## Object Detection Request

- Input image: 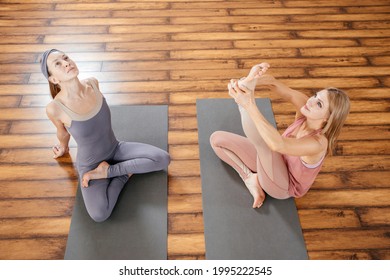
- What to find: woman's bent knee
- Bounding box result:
[88,208,111,223]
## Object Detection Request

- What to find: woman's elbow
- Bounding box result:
[269,141,285,153]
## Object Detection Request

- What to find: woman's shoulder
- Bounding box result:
[46,99,62,119]
[83,77,99,88]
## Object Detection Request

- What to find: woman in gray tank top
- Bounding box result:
[41,49,170,222]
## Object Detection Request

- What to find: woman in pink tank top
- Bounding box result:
[210,63,350,208]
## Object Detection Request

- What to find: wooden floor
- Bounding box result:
[0,0,389,260]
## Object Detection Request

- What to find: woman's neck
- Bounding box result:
[58,77,85,99]
[304,117,324,132]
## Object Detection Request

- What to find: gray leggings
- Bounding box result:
[78,141,170,222]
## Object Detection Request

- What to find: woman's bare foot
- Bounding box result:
[243,173,265,208]
[248,62,270,80]
[82,161,109,187]
[239,62,270,91]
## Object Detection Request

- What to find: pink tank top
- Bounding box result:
[282,116,325,198]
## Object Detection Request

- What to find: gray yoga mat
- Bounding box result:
[65,105,168,260]
[197,98,308,260]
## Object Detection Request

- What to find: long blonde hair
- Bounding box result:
[322,87,350,156]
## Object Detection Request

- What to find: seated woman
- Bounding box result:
[41,49,170,222]
[210,63,350,208]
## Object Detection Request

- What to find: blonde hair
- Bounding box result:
[322,87,350,156]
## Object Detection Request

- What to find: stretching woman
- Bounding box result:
[210,63,350,208]
[41,49,170,222]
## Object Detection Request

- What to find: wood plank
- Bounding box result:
[308,250,372,260]
[171,1,282,9]
[0,96,21,107]
[0,121,10,134]
[0,27,108,35]
[284,0,390,7]
[168,233,205,256]
[0,198,74,218]
[171,31,292,41]
[0,148,76,164]
[102,60,236,72]
[0,35,41,44]
[370,56,390,66]
[359,208,390,227]
[298,29,390,39]
[0,179,77,199]
[303,228,390,251]
[170,145,199,160]
[107,41,234,51]
[235,39,358,48]
[10,120,55,134]
[0,108,49,120]
[51,17,167,26]
[0,74,28,84]
[168,160,200,177]
[313,171,390,189]
[0,165,77,181]
[353,21,390,30]
[335,140,390,156]
[0,19,49,27]
[110,24,231,34]
[55,2,168,10]
[322,155,389,173]
[0,3,53,11]
[360,38,390,47]
[169,176,202,195]
[0,238,66,260]
[230,7,341,16]
[0,217,70,238]
[308,67,390,77]
[113,8,228,18]
[0,134,67,148]
[296,189,390,209]
[346,6,390,13]
[337,126,389,141]
[168,194,203,214]
[0,10,110,18]
[0,53,37,63]
[242,57,368,67]
[372,250,390,260]
[272,77,380,88]
[233,22,347,31]
[169,116,197,130]
[291,14,390,22]
[298,209,361,229]
[168,131,198,145]
[45,34,169,44]
[170,48,298,60]
[171,15,288,24]
[169,213,204,233]
[300,47,390,57]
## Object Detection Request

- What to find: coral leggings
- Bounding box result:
[210,106,291,199]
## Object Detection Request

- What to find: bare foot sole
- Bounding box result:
[82,161,110,187]
[244,173,266,208]
[247,62,270,81]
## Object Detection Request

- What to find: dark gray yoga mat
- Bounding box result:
[65,105,168,260]
[197,98,308,260]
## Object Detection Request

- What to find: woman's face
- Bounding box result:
[47,51,79,83]
[300,89,330,121]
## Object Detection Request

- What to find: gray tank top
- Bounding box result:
[53,80,118,168]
